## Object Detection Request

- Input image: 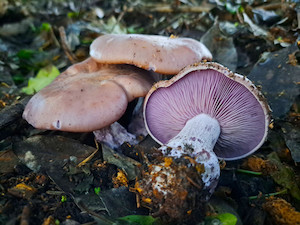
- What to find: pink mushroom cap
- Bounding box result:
[90,34,212,75]
[144,62,271,160]
[23,57,155,132]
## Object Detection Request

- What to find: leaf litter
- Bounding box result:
[0,0,300,224]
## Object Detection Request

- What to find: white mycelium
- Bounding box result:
[160,113,221,193]
[149,164,176,196]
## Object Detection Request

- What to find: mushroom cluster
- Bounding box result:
[23,34,212,133]
[135,62,270,219]
[22,33,270,222]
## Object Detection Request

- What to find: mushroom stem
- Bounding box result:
[159,113,221,196]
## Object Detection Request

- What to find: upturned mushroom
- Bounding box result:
[136,62,270,219]
[23,34,212,133]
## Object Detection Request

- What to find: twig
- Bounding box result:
[186,176,202,190]
[110,11,125,33]
[77,139,99,167]
[255,3,287,11]
[249,189,288,200]
[59,26,78,64]
[20,205,31,225]
[144,4,213,13]
[236,169,262,176]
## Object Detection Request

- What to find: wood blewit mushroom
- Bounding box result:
[136,62,270,219]
[23,34,212,135]
[90,34,212,75]
[22,57,156,132]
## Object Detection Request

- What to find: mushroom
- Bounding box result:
[23,57,155,132]
[90,34,212,75]
[136,62,270,219]
[23,34,212,134]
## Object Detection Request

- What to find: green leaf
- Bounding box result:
[12,73,25,85]
[61,195,67,203]
[127,26,145,34]
[67,12,81,19]
[238,6,244,13]
[40,22,51,32]
[224,3,241,14]
[80,38,93,45]
[17,49,35,60]
[118,215,157,225]
[22,65,60,95]
[216,213,237,225]
[205,213,237,225]
[94,187,101,195]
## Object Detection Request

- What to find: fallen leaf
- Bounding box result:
[102,143,141,181]
[248,43,300,118]
[118,215,158,225]
[267,152,300,200]
[22,65,60,95]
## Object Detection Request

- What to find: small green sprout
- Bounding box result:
[61,195,67,203]
[94,187,101,195]
[277,36,283,41]
[40,23,51,32]
[238,5,244,13]
[67,12,81,19]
